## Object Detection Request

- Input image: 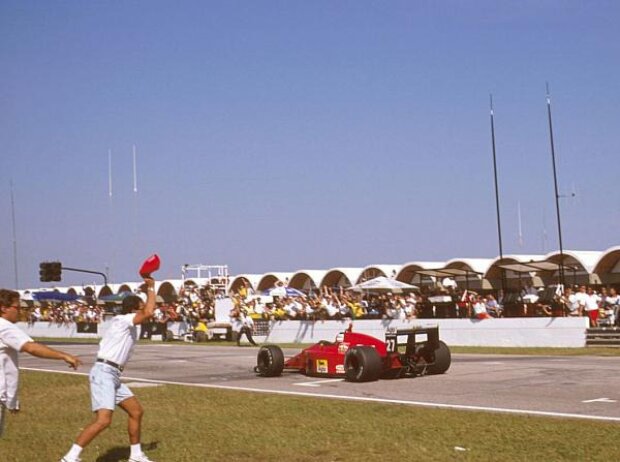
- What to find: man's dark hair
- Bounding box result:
[122,295,143,314]
[0,289,20,310]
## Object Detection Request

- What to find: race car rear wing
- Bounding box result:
[384,327,440,355]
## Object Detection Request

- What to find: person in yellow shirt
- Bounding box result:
[193,319,208,342]
[346,299,365,319]
[238,281,248,300]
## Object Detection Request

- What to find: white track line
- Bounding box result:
[294,378,345,387]
[21,367,620,423]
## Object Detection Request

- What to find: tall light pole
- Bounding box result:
[489,95,505,293]
[545,83,566,288]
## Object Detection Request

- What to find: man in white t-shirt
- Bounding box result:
[0,289,81,436]
[561,287,582,316]
[230,306,258,346]
[61,276,156,462]
[574,286,588,314]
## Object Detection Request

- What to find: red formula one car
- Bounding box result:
[254,326,451,382]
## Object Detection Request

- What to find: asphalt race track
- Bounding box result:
[20,343,620,422]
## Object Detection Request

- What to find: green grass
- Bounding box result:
[2,371,618,461]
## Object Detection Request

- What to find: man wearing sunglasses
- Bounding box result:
[0,288,82,436]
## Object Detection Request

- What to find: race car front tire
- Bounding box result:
[426,340,451,375]
[256,345,285,377]
[344,346,382,382]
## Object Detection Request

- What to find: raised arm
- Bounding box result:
[133,276,156,325]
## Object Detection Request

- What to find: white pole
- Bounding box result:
[133,144,138,193]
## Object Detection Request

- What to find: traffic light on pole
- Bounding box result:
[39,262,62,282]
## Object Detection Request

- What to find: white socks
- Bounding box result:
[64,444,83,460]
[130,443,143,458]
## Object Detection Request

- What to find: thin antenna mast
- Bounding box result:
[10,180,19,288]
[489,94,505,292]
[546,82,565,288]
[108,149,113,198]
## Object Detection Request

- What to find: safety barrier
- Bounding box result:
[252,317,590,348]
[18,316,589,347]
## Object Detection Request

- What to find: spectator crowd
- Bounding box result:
[16,281,620,330]
[25,302,104,325]
[229,282,620,329]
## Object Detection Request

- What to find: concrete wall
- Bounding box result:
[17,320,195,341]
[18,322,100,339]
[255,317,590,348]
[18,316,590,348]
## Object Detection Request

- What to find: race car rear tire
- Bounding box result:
[344,346,382,382]
[427,340,451,375]
[256,345,284,377]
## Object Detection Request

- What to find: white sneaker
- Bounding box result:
[60,458,81,462]
[129,454,155,462]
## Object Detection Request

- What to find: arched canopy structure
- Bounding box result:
[484,255,545,290]
[19,245,620,304]
[83,286,97,297]
[288,270,326,293]
[97,285,113,298]
[396,261,445,285]
[320,268,363,289]
[257,272,295,292]
[593,246,620,284]
[437,258,494,290]
[445,258,493,274]
[544,250,603,286]
[358,265,402,283]
[67,286,98,297]
[228,274,262,295]
[157,281,178,303]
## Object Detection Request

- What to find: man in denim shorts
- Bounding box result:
[61,276,156,462]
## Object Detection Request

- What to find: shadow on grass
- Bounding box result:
[95,441,158,462]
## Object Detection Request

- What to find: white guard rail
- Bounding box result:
[17,317,589,348]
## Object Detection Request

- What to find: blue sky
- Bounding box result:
[1,1,619,288]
